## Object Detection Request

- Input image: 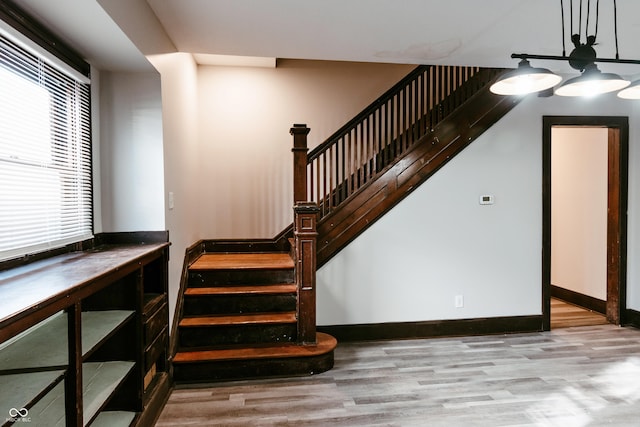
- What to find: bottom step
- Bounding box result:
[173,332,337,383]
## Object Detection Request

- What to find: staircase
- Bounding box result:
[171,64,521,384]
[300,65,520,267]
[172,249,336,383]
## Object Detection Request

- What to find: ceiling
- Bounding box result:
[10,0,640,76]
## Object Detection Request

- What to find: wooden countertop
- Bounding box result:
[0,242,169,341]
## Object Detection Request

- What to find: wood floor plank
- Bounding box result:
[158,322,640,426]
[550,298,607,329]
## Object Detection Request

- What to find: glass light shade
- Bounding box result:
[555,66,630,97]
[617,80,640,99]
[490,60,562,95]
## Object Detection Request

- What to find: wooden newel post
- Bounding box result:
[294,202,319,344]
[291,124,310,204]
[291,124,318,345]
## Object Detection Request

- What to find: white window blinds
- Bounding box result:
[0,32,92,262]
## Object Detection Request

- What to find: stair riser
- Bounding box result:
[188,269,294,287]
[179,324,296,347]
[183,294,296,316]
[173,353,334,383]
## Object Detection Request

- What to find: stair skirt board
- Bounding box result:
[173,333,337,384]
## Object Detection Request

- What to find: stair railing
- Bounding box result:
[304,64,502,220]
[288,67,503,342]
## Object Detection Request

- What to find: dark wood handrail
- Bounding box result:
[304,65,503,219]
[314,83,520,267]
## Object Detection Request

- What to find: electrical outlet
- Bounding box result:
[455,295,464,308]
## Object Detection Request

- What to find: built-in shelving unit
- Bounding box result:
[0,232,170,427]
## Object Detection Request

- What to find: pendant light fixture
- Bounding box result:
[489,59,562,95]
[555,64,629,96]
[490,0,640,99]
[617,80,640,99]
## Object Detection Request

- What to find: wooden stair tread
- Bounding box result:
[179,312,297,327]
[190,253,294,270]
[173,333,337,363]
[185,284,297,296]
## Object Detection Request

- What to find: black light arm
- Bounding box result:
[511,53,640,66]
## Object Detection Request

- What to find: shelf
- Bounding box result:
[0,369,65,424]
[28,380,66,427]
[0,311,134,373]
[0,312,67,371]
[82,311,135,358]
[0,238,170,427]
[25,361,135,427]
[83,361,136,425]
[91,411,136,427]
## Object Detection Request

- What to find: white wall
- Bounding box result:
[145,53,203,328]
[92,67,103,233]
[96,56,640,326]
[551,127,608,300]
[196,60,413,239]
[317,95,541,324]
[317,94,640,325]
[98,58,412,327]
[98,71,165,232]
[626,102,640,312]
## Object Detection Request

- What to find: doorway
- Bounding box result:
[542,116,629,331]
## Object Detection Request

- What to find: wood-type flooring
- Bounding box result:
[157,300,640,426]
[550,298,607,329]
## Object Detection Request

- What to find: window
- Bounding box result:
[0,29,92,262]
